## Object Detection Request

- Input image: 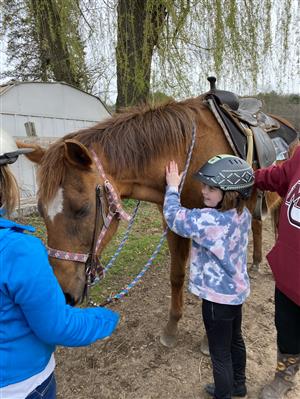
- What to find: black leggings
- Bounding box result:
[202,299,246,399]
[275,287,300,355]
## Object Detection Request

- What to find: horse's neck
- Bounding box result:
[101,155,167,205]
[114,173,166,205]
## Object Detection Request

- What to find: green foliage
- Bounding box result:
[115,0,168,108]
[1,0,297,105]
[2,0,89,90]
[148,91,174,104]
[289,95,300,105]
[149,0,297,97]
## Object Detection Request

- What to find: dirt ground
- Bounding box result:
[55,216,299,399]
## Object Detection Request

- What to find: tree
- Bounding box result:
[116,1,167,108]
[1,0,89,90]
[113,0,298,108]
[1,1,298,105]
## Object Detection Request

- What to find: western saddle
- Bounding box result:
[203,76,299,218]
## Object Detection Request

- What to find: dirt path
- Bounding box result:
[55,217,299,399]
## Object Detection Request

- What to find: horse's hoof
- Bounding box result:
[250,263,260,273]
[160,333,177,348]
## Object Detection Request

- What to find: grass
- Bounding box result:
[17,200,169,304]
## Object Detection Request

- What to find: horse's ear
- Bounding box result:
[16,140,45,164]
[64,140,93,169]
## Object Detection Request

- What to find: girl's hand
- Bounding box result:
[165,161,183,187]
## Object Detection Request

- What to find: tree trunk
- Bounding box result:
[116,0,167,110]
[29,0,88,90]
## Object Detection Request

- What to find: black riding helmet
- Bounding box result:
[194,154,254,199]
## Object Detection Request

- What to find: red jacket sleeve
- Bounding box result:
[255,146,300,198]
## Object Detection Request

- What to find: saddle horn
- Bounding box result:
[207,76,217,91]
[206,76,239,111]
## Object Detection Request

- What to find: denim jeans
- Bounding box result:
[26,373,56,399]
[202,299,246,399]
[275,287,300,354]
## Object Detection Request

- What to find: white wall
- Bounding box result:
[0,82,110,208]
[0,82,109,138]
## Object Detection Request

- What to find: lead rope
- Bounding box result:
[90,201,141,287]
[90,125,196,307]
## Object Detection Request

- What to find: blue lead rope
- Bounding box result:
[102,230,168,305]
[97,125,196,306]
[103,201,141,274]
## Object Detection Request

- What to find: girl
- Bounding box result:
[163,155,254,399]
[0,129,119,399]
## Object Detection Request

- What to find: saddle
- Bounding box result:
[203,76,299,219]
[203,76,298,168]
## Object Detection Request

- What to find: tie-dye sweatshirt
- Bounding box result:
[163,186,251,305]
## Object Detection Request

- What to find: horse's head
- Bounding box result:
[17,140,122,305]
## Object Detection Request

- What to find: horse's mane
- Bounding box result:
[38,97,204,204]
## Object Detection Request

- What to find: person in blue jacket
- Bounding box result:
[0,129,119,399]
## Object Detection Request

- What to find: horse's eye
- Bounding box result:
[73,204,90,218]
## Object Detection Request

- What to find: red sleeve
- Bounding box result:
[255,146,300,198]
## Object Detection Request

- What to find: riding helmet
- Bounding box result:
[0,128,33,166]
[194,154,254,199]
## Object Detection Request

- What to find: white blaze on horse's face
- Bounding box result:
[47,187,64,221]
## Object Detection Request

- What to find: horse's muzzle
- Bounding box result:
[64,292,77,306]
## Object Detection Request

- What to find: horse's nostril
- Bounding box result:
[64,292,75,306]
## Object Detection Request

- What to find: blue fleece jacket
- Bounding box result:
[0,218,119,388]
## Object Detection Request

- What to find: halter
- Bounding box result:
[46,149,131,297]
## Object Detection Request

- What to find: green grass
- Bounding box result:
[17,201,169,303]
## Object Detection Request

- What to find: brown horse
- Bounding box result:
[18,96,280,347]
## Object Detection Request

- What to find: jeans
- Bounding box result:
[25,373,56,399]
[275,287,300,355]
[202,299,246,399]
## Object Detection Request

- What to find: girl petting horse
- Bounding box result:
[0,129,119,399]
[164,156,254,399]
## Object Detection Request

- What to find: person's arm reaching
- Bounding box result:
[255,146,300,198]
[6,235,119,347]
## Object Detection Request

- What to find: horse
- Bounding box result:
[18,96,284,348]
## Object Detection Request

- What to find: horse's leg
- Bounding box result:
[160,231,190,348]
[251,217,262,271]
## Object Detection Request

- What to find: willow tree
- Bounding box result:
[113,0,297,108]
[115,1,167,108]
[1,0,298,105]
[1,0,89,90]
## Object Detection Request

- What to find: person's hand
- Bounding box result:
[165,160,183,187]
